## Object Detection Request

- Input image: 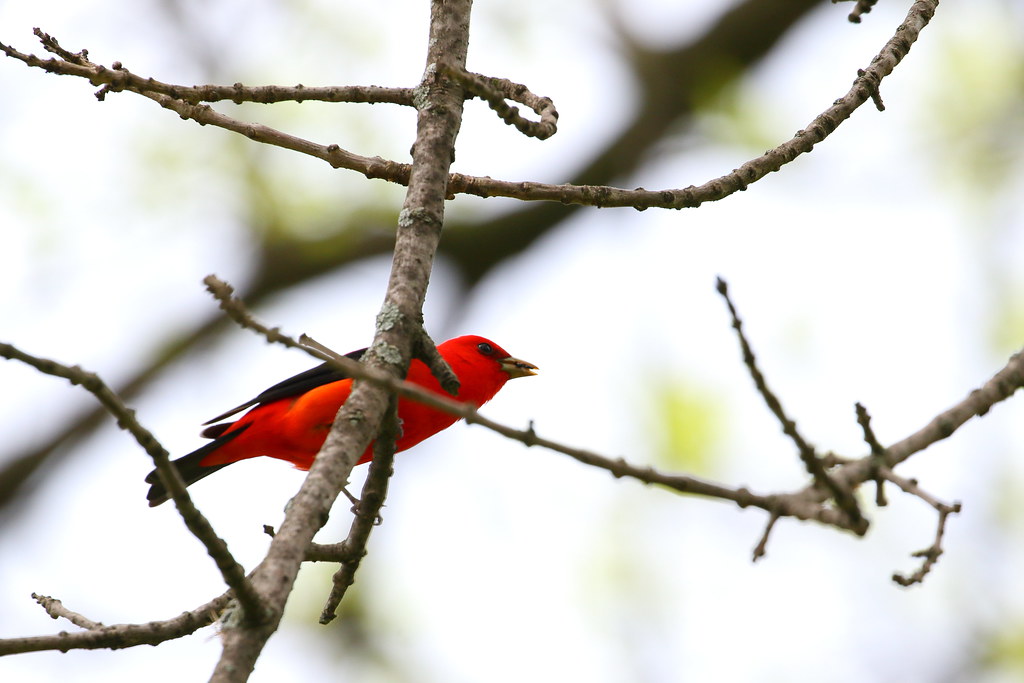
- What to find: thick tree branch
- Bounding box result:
[209,2,475,679]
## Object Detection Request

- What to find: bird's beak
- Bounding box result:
[500,356,538,379]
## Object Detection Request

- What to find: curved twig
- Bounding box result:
[439,63,558,139]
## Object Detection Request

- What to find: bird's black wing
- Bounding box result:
[201,347,367,425]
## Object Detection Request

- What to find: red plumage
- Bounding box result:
[145,335,536,506]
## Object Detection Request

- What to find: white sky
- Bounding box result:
[2,1,1023,682]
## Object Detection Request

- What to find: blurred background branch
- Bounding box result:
[0,0,827,520]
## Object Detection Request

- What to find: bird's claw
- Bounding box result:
[342,486,384,524]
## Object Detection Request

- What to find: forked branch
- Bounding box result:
[1,1,938,209]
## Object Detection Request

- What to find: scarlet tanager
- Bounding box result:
[145,335,537,506]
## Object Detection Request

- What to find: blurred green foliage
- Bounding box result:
[644,377,723,475]
[921,13,1024,200]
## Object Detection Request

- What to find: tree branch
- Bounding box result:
[0,1,938,209]
[0,1,933,518]
[876,466,961,586]
[716,278,867,533]
[32,593,104,631]
[199,274,1024,554]
[208,1,476,679]
[21,28,415,106]
[0,342,264,623]
[0,591,230,655]
[319,396,401,624]
[438,63,558,139]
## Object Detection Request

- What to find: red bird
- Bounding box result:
[145,335,536,506]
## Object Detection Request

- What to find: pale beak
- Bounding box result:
[500,356,538,379]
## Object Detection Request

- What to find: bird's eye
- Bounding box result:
[477,342,494,355]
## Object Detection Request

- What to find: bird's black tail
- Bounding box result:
[144,424,249,507]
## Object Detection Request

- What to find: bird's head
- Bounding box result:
[438,335,537,404]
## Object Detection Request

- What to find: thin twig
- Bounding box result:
[202,274,1024,542]
[879,467,961,586]
[306,541,361,563]
[319,396,401,624]
[797,346,1023,520]
[752,513,780,562]
[855,402,887,457]
[32,593,103,630]
[264,525,363,563]
[0,341,265,624]
[833,0,880,24]
[880,349,1024,470]
[36,28,414,106]
[412,328,460,396]
[438,63,558,139]
[856,68,885,111]
[716,278,866,533]
[0,591,230,655]
[207,276,455,421]
[855,402,889,506]
[1,2,938,210]
[201,276,808,519]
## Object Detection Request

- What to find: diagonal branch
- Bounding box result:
[200,274,1024,544]
[834,348,1024,489]
[0,0,847,518]
[716,278,867,533]
[32,593,104,631]
[197,275,811,521]
[0,342,264,623]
